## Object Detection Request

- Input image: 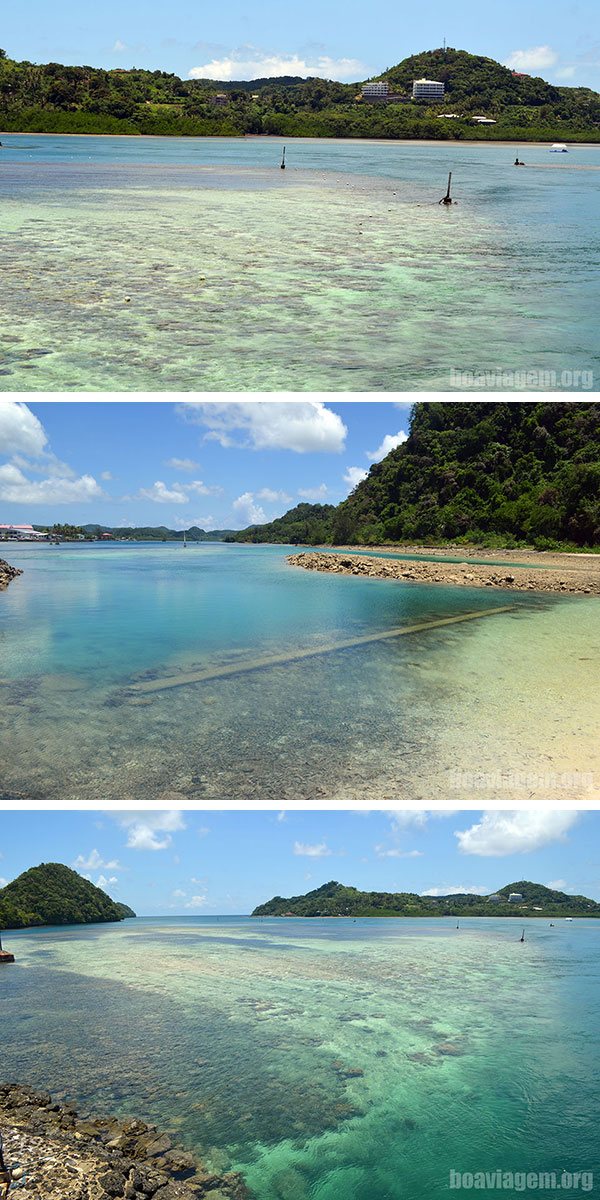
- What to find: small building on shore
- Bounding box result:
[508,893,524,903]
[0,523,49,541]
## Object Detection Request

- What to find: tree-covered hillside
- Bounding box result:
[332,402,599,548]
[0,863,136,929]
[1,46,599,140]
[225,503,336,545]
[252,880,600,918]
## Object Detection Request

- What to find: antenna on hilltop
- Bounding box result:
[443,37,447,57]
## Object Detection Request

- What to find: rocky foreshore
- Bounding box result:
[0,1084,251,1200]
[287,551,600,596]
[0,559,23,590]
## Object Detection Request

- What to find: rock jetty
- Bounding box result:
[0,1084,251,1200]
[0,560,22,591]
[287,552,600,597]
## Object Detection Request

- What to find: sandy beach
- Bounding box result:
[287,549,600,596]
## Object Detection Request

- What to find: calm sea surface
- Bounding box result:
[1,543,598,801]
[2,915,599,1199]
[1,135,599,390]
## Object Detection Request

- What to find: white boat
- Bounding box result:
[564,917,573,921]
[550,142,568,152]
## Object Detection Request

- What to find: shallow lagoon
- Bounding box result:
[1,135,599,390]
[1,543,598,801]
[3,915,599,1200]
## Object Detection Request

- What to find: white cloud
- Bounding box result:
[185,894,209,908]
[116,811,186,851]
[374,845,423,858]
[0,878,7,888]
[546,879,567,891]
[138,480,189,504]
[73,849,121,872]
[0,462,103,505]
[344,466,368,488]
[172,888,187,898]
[136,479,215,504]
[366,431,408,462]
[172,515,214,530]
[188,49,365,82]
[421,885,489,896]
[505,46,558,73]
[100,470,114,481]
[293,841,332,857]
[555,66,576,79]
[298,483,329,500]
[96,874,118,891]
[257,488,292,503]
[166,457,200,472]
[455,811,579,857]
[112,39,127,52]
[277,811,287,822]
[179,402,347,454]
[0,402,48,457]
[233,491,267,525]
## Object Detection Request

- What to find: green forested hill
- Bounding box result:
[252,879,600,917]
[230,403,599,549]
[225,503,336,545]
[331,402,600,547]
[1,45,599,140]
[0,863,136,929]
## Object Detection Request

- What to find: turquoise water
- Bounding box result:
[2,915,599,1199]
[1,543,598,801]
[1,135,599,389]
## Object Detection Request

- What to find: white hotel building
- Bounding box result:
[412,78,445,101]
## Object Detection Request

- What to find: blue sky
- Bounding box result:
[2,0,599,88]
[0,401,414,530]
[0,809,597,915]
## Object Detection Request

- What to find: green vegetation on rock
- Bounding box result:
[1,45,599,141]
[0,863,136,929]
[225,503,336,545]
[252,879,600,918]
[232,402,600,550]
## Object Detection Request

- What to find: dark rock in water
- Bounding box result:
[0,1082,252,1199]
[0,558,23,590]
[435,1041,465,1056]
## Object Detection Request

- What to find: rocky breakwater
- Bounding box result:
[0,560,23,591]
[0,1084,251,1200]
[287,552,600,597]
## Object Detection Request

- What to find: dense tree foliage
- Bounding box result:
[0,863,135,929]
[1,46,599,140]
[252,879,600,918]
[230,404,599,550]
[225,504,336,545]
[333,403,600,548]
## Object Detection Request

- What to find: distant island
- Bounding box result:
[1,46,600,142]
[252,880,600,918]
[0,863,136,929]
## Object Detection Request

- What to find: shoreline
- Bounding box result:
[2,132,600,148]
[287,550,600,596]
[0,1082,250,1200]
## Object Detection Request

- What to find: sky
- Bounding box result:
[2,0,600,89]
[0,400,414,530]
[0,809,597,915]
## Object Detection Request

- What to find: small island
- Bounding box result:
[0,863,136,931]
[252,879,600,918]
